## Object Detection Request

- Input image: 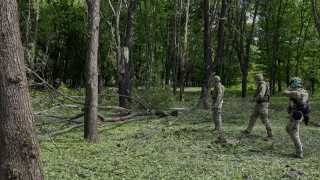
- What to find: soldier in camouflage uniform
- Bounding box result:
[211,75,225,133]
[241,74,275,141]
[282,77,308,158]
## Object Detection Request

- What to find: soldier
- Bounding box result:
[211,75,225,133]
[240,74,275,141]
[282,77,308,158]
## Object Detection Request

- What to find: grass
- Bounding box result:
[36,87,320,179]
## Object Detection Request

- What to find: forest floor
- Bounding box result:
[35,87,320,179]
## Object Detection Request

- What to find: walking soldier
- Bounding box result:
[241,74,275,141]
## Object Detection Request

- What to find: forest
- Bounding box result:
[0,0,320,179]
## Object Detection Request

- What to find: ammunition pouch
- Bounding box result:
[292,110,303,120]
[256,95,270,104]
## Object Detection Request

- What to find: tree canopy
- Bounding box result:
[17,0,320,95]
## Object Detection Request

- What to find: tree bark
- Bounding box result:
[213,0,227,75]
[311,0,320,38]
[84,0,101,142]
[197,0,214,109]
[179,0,190,102]
[0,0,44,179]
[119,0,135,107]
[173,0,182,95]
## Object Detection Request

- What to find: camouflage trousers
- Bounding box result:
[212,108,222,131]
[246,102,274,137]
[286,113,303,157]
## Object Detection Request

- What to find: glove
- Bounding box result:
[211,105,218,109]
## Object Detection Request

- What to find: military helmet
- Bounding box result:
[253,74,264,81]
[289,77,302,87]
[213,75,221,82]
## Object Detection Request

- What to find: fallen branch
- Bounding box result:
[98,105,130,112]
[26,67,84,105]
[99,93,149,110]
[35,104,83,115]
[37,110,173,138]
[36,113,84,126]
[38,123,84,139]
[98,110,170,122]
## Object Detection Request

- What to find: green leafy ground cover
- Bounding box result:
[36,87,320,179]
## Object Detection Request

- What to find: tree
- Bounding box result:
[84,0,101,142]
[197,0,220,109]
[180,0,190,102]
[233,0,259,98]
[119,0,135,107]
[213,0,227,77]
[311,0,320,38]
[0,0,43,179]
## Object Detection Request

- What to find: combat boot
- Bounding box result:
[212,129,221,134]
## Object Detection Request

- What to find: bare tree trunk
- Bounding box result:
[173,0,182,95]
[311,0,320,38]
[213,0,227,74]
[120,0,135,106]
[165,21,172,85]
[0,0,43,179]
[197,0,214,109]
[179,0,190,102]
[84,0,101,142]
[108,0,123,106]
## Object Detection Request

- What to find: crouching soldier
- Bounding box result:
[282,77,309,158]
[211,75,225,133]
[241,74,275,141]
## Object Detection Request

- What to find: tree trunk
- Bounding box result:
[84,0,101,142]
[213,0,227,74]
[197,0,214,109]
[108,0,123,107]
[311,0,320,38]
[197,0,213,109]
[120,0,135,106]
[173,0,181,95]
[179,0,190,102]
[165,21,172,85]
[234,0,259,98]
[0,0,44,179]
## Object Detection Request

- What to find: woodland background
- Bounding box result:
[18,0,320,95]
[1,0,320,179]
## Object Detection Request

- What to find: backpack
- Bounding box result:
[292,98,312,114]
[291,98,311,125]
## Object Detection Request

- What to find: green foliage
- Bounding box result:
[131,85,178,110]
[38,88,320,179]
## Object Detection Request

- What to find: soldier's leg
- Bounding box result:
[286,118,303,157]
[213,108,222,131]
[245,104,259,132]
[260,103,274,137]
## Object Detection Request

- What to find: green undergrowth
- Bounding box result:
[36,87,320,179]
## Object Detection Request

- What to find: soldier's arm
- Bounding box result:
[253,84,266,101]
[215,86,223,104]
[282,88,301,99]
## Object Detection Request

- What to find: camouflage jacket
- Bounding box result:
[282,87,309,109]
[253,81,270,103]
[212,82,225,108]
